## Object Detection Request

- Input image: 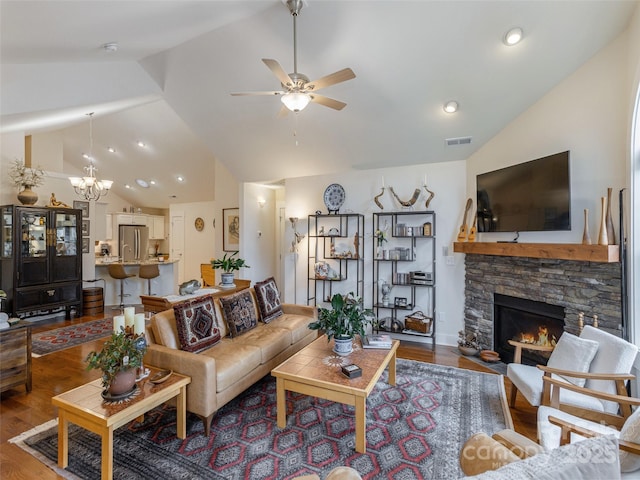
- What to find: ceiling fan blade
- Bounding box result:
[262,59,294,87]
[306,68,355,91]
[310,94,347,111]
[231,91,284,96]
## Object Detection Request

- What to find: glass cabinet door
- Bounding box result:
[55,212,78,256]
[20,210,48,258]
[1,206,12,258]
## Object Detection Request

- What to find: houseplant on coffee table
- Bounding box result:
[86,330,146,398]
[211,251,250,288]
[308,292,373,355]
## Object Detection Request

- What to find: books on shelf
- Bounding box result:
[362,334,392,349]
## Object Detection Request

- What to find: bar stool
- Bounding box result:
[139,264,160,295]
[108,264,136,310]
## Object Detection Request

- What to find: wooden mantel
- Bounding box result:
[453,242,619,263]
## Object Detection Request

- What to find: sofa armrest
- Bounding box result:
[282,303,317,319]
[144,343,219,418]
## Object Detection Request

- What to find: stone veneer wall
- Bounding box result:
[463,255,622,349]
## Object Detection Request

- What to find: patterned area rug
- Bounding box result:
[31,318,113,356]
[10,360,512,479]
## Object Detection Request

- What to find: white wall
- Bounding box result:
[241,183,276,284]
[213,158,240,284]
[285,161,467,347]
[466,31,629,245]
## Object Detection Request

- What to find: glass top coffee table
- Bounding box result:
[271,334,399,453]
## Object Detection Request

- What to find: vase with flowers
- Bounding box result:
[374,228,387,259]
[9,159,45,205]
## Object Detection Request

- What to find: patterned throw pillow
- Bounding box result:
[173,296,221,353]
[219,290,258,337]
[254,277,283,323]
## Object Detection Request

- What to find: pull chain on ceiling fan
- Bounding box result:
[231,0,356,113]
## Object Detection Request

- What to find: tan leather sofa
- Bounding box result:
[144,291,318,435]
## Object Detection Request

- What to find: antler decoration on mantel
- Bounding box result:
[389,187,420,208]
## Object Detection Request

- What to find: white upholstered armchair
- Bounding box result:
[507,325,638,417]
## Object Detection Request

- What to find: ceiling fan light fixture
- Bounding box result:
[503,27,523,46]
[281,92,311,112]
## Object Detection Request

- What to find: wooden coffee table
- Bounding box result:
[52,367,190,480]
[271,335,399,453]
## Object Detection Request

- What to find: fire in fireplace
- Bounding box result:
[494,294,565,365]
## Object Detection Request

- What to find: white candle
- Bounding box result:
[124,307,135,328]
[134,313,145,335]
[423,174,427,186]
[381,176,385,188]
[113,315,125,334]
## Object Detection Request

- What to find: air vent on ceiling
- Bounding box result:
[445,136,472,146]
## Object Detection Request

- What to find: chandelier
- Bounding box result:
[69,112,113,201]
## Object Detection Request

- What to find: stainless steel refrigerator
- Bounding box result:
[119,225,149,262]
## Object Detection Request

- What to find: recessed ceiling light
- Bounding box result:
[137,141,146,148]
[177,176,184,182]
[103,42,119,52]
[125,184,131,189]
[82,153,91,160]
[107,147,116,153]
[443,101,458,113]
[503,27,523,46]
[136,179,149,188]
[150,180,156,185]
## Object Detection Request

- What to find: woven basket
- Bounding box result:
[404,311,432,334]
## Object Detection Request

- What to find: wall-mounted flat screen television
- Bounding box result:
[476,151,571,233]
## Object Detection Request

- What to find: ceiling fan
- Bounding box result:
[231,0,356,114]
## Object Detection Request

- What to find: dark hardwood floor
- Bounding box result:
[0,311,537,479]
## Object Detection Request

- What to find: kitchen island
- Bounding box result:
[95,259,179,309]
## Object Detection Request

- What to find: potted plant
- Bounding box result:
[86,331,146,396]
[8,159,45,205]
[458,329,481,356]
[308,292,373,355]
[211,251,250,287]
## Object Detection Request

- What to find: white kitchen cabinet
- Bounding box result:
[115,214,147,226]
[105,213,113,240]
[149,215,165,239]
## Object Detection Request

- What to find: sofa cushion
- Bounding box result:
[460,432,520,476]
[201,339,262,392]
[254,277,284,323]
[266,313,313,343]
[219,289,259,337]
[547,332,598,387]
[173,296,221,353]
[235,326,292,364]
[151,309,180,349]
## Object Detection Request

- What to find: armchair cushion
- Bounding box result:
[173,296,221,353]
[219,290,259,337]
[537,405,618,450]
[464,434,621,479]
[254,276,283,323]
[580,326,639,410]
[547,332,598,387]
[619,407,640,472]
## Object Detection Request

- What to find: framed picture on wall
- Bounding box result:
[223,208,240,252]
[82,237,90,254]
[73,200,89,218]
[81,220,90,236]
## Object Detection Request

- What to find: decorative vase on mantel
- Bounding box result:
[598,196,609,246]
[606,187,616,245]
[582,209,592,245]
[17,185,38,205]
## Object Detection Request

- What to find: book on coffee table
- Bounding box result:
[362,334,392,349]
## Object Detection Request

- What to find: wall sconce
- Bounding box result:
[289,217,305,252]
[257,198,266,208]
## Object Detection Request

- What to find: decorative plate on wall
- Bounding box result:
[194,217,205,232]
[323,183,345,214]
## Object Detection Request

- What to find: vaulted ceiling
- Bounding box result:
[1,1,637,207]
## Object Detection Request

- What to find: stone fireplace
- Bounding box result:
[461,251,622,354]
[493,293,565,364]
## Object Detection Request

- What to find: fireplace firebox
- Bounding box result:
[494,294,565,365]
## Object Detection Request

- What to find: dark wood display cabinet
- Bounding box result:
[1,205,83,319]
